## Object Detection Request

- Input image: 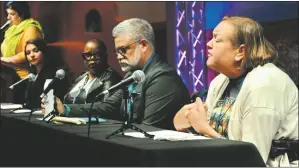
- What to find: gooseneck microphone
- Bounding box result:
[95,70,145,98]
[86,70,146,138]
[1,20,12,31]
[9,73,36,90]
[40,69,65,98]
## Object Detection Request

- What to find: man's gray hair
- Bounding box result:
[112,18,155,51]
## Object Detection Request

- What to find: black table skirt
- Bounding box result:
[0,110,265,167]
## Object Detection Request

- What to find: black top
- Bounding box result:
[209,75,245,138]
[63,66,122,104]
[67,55,191,130]
[26,66,70,109]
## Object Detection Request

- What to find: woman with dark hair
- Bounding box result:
[24,38,69,109]
[1,1,43,79]
[0,1,43,104]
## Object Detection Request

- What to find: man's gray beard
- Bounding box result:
[120,64,132,72]
[120,47,140,72]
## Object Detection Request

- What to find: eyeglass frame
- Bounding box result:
[81,51,105,60]
[114,40,141,57]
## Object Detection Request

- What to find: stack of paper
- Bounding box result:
[51,116,87,125]
[125,130,210,141]
[0,103,23,110]
[12,109,31,113]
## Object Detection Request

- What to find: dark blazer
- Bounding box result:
[26,66,69,109]
[63,66,122,104]
[67,54,190,130]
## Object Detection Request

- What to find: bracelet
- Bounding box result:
[63,104,71,116]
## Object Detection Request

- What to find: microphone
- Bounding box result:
[40,69,65,98]
[9,73,36,90]
[96,70,145,98]
[1,20,12,31]
[86,70,145,138]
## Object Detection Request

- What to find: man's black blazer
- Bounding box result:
[67,55,190,130]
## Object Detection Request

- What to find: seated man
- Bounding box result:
[63,39,122,104]
[44,18,190,130]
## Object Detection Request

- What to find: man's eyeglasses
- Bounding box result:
[115,41,139,56]
[81,52,102,60]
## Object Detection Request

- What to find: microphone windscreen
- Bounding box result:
[28,73,36,82]
[7,20,12,24]
[132,70,145,83]
[1,20,11,29]
[55,69,65,80]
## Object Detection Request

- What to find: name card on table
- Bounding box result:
[43,79,54,118]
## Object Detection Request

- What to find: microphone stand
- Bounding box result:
[87,97,98,138]
[106,86,154,139]
[10,80,34,116]
[25,82,34,121]
[42,96,59,123]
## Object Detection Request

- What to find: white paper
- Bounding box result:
[124,130,210,141]
[51,116,86,125]
[0,103,23,110]
[43,79,54,117]
[32,110,43,115]
[36,117,84,124]
[12,109,31,113]
[11,109,43,114]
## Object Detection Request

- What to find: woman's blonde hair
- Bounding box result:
[221,16,278,70]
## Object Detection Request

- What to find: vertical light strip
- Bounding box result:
[175,1,189,89]
[175,1,206,95]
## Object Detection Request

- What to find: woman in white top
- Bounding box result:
[173,16,298,167]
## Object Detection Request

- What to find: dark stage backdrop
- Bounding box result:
[167,2,298,94]
[204,18,299,88]
[263,19,298,88]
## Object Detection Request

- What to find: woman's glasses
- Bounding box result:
[81,51,102,60]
